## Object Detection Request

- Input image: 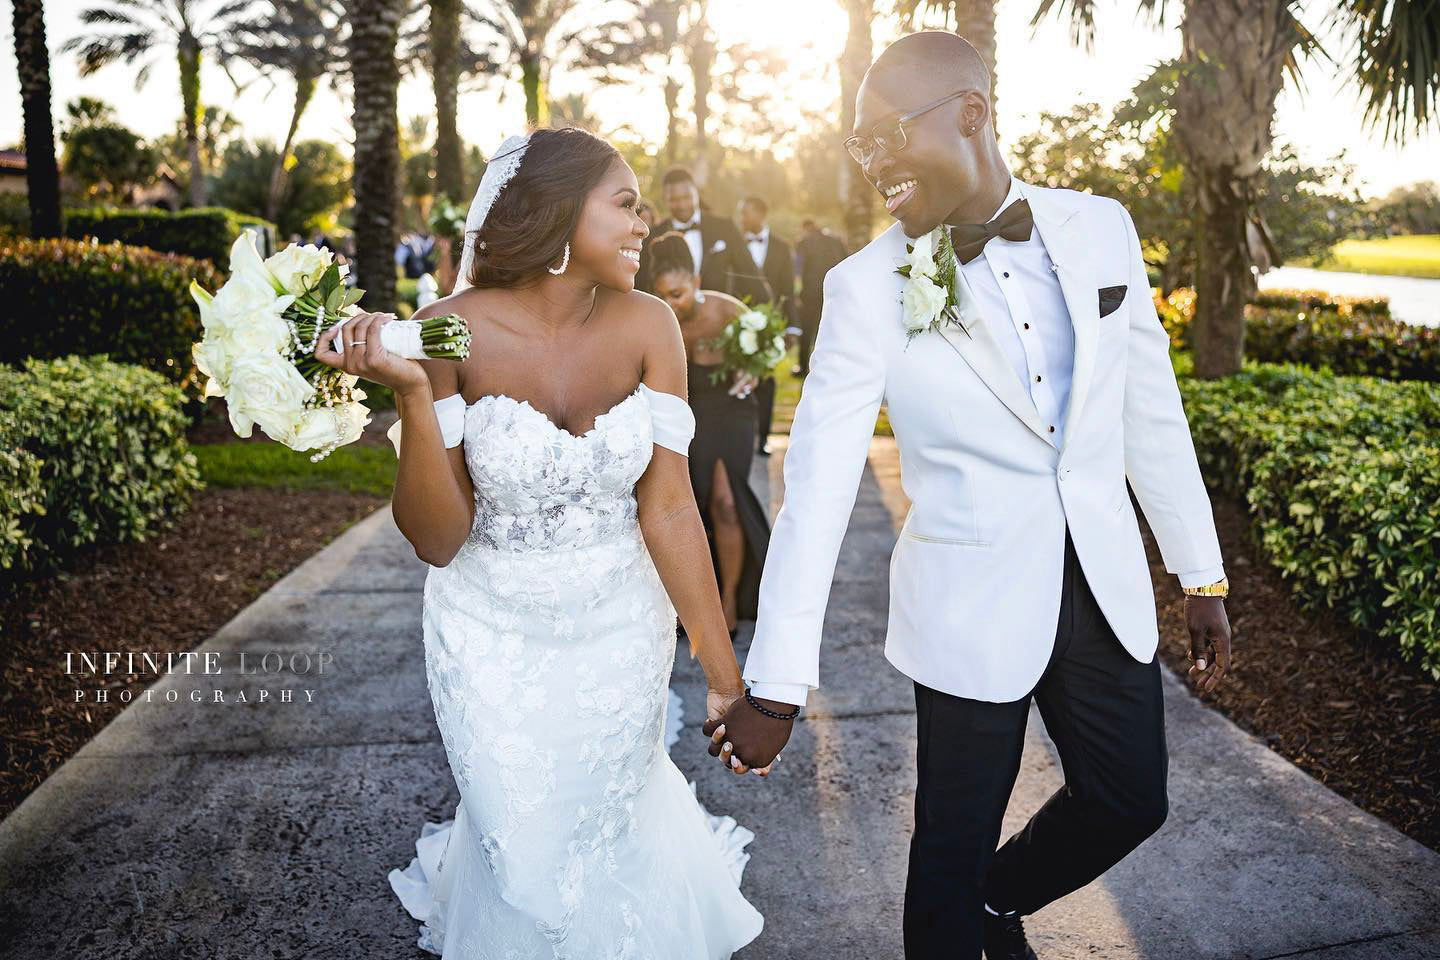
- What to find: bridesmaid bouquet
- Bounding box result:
[190,234,471,461]
[703,302,788,387]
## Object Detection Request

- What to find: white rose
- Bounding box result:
[908,229,938,277]
[739,310,767,332]
[902,275,948,334]
[224,352,314,438]
[265,243,335,294]
[281,402,368,452]
[738,328,759,355]
[192,338,232,396]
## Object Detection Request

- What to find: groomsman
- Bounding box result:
[739,195,797,455]
[638,167,772,307]
[793,219,848,376]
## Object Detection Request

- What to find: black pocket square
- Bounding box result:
[1098,284,1128,318]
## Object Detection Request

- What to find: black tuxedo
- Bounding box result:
[739,229,796,450]
[638,211,772,305]
[794,228,848,374]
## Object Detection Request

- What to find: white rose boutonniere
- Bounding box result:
[895,226,976,345]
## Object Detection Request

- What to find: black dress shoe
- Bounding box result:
[757,441,771,456]
[983,910,1037,960]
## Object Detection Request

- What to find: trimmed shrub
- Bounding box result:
[0,408,45,572]
[1155,287,1437,382]
[0,193,30,237]
[1181,364,1440,677]
[0,355,201,579]
[0,236,221,392]
[63,206,275,272]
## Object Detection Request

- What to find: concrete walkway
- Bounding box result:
[2,438,1439,959]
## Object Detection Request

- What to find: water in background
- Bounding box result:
[1259,266,1439,328]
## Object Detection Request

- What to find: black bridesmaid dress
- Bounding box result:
[686,361,772,621]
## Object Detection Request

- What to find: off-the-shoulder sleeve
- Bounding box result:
[386,392,467,456]
[639,383,695,455]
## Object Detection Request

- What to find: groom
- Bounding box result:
[706,31,1234,960]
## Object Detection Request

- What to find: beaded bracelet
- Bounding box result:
[745,689,801,720]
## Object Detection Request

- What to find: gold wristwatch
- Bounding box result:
[1182,576,1229,598]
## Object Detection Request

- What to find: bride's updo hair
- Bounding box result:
[647,231,695,281]
[466,127,621,288]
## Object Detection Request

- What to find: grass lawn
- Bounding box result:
[1297,234,1440,279]
[192,441,397,497]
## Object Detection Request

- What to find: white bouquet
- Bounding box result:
[702,301,788,386]
[190,234,471,461]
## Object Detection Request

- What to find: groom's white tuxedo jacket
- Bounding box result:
[744,179,1224,705]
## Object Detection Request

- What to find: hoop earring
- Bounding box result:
[548,242,571,275]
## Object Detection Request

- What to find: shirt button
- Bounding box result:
[1003,271,1010,278]
[1023,323,1031,330]
[1048,425,1056,433]
[1035,375,1042,383]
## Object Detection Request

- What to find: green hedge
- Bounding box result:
[63,206,275,272]
[0,193,29,237]
[1181,364,1440,677]
[1155,287,1436,381]
[0,236,221,393]
[0,355,201,579]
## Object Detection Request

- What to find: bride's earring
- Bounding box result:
[548,242,571,275]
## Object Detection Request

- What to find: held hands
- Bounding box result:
[1185,595,1232,693]
[313,311,428,394]
[702,693,794,777]
[728,371,758,399]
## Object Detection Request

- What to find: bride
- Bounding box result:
[313,127,765,958]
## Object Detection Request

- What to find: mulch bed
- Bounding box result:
[1143,497,1439,852]
[0,487,385,820]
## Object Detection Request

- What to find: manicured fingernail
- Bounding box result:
[1197,659,1206,670]
[723,741,733,753]
[716,725,725,736]
[731,756,741,769]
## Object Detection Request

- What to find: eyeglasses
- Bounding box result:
[844,89,978,165]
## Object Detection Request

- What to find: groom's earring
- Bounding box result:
[548,242,571,276]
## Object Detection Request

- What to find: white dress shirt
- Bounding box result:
[677,215,704,274]
[745,226,769,275]
[956,178,1076,449]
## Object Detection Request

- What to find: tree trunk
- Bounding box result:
[349,0,403,312]
[662,76,680,170]
[839,0,873,251]
[430,0,464,202]
[520,47,548,126]
[10,0,60,237]
[950,1,997,132]
[178,40,206,206]
[1174,0,1294,378]
[689,1,712,184]
[266,70,316,225]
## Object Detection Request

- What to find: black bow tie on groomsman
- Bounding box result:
[675,219,699,231]
[949,198,1034,265]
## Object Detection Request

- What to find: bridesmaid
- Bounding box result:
[648,231,772,635]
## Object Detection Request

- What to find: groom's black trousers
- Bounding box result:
[903,527,1169,960]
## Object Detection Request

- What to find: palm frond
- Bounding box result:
[1030,0,1170,52]
[1335,0,1440,144]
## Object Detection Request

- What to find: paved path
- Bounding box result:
[2,438,1439,959]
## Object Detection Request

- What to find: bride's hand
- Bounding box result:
[705,685,744,728]
[314,311,428,393]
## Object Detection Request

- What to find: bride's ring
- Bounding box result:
[349,340,366,346]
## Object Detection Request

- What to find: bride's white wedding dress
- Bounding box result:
[385,382,764,959]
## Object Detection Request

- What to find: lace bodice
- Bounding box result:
[388,384,695,555]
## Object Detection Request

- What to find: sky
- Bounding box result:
[1,0,1435,200]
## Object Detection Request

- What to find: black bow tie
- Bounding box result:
[949,198,1034,265]
[676,219,699,231]
[746,233,765,243]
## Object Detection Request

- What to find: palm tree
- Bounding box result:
[839,0,875,250]
[467,0,635,127]
[895,1,998,127]
[1035,0,1440,378]
[218,0,348,223]
[430,0,466,202]
[350,0,405,312]
[9,0,61,237]
[63,0,234,206]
